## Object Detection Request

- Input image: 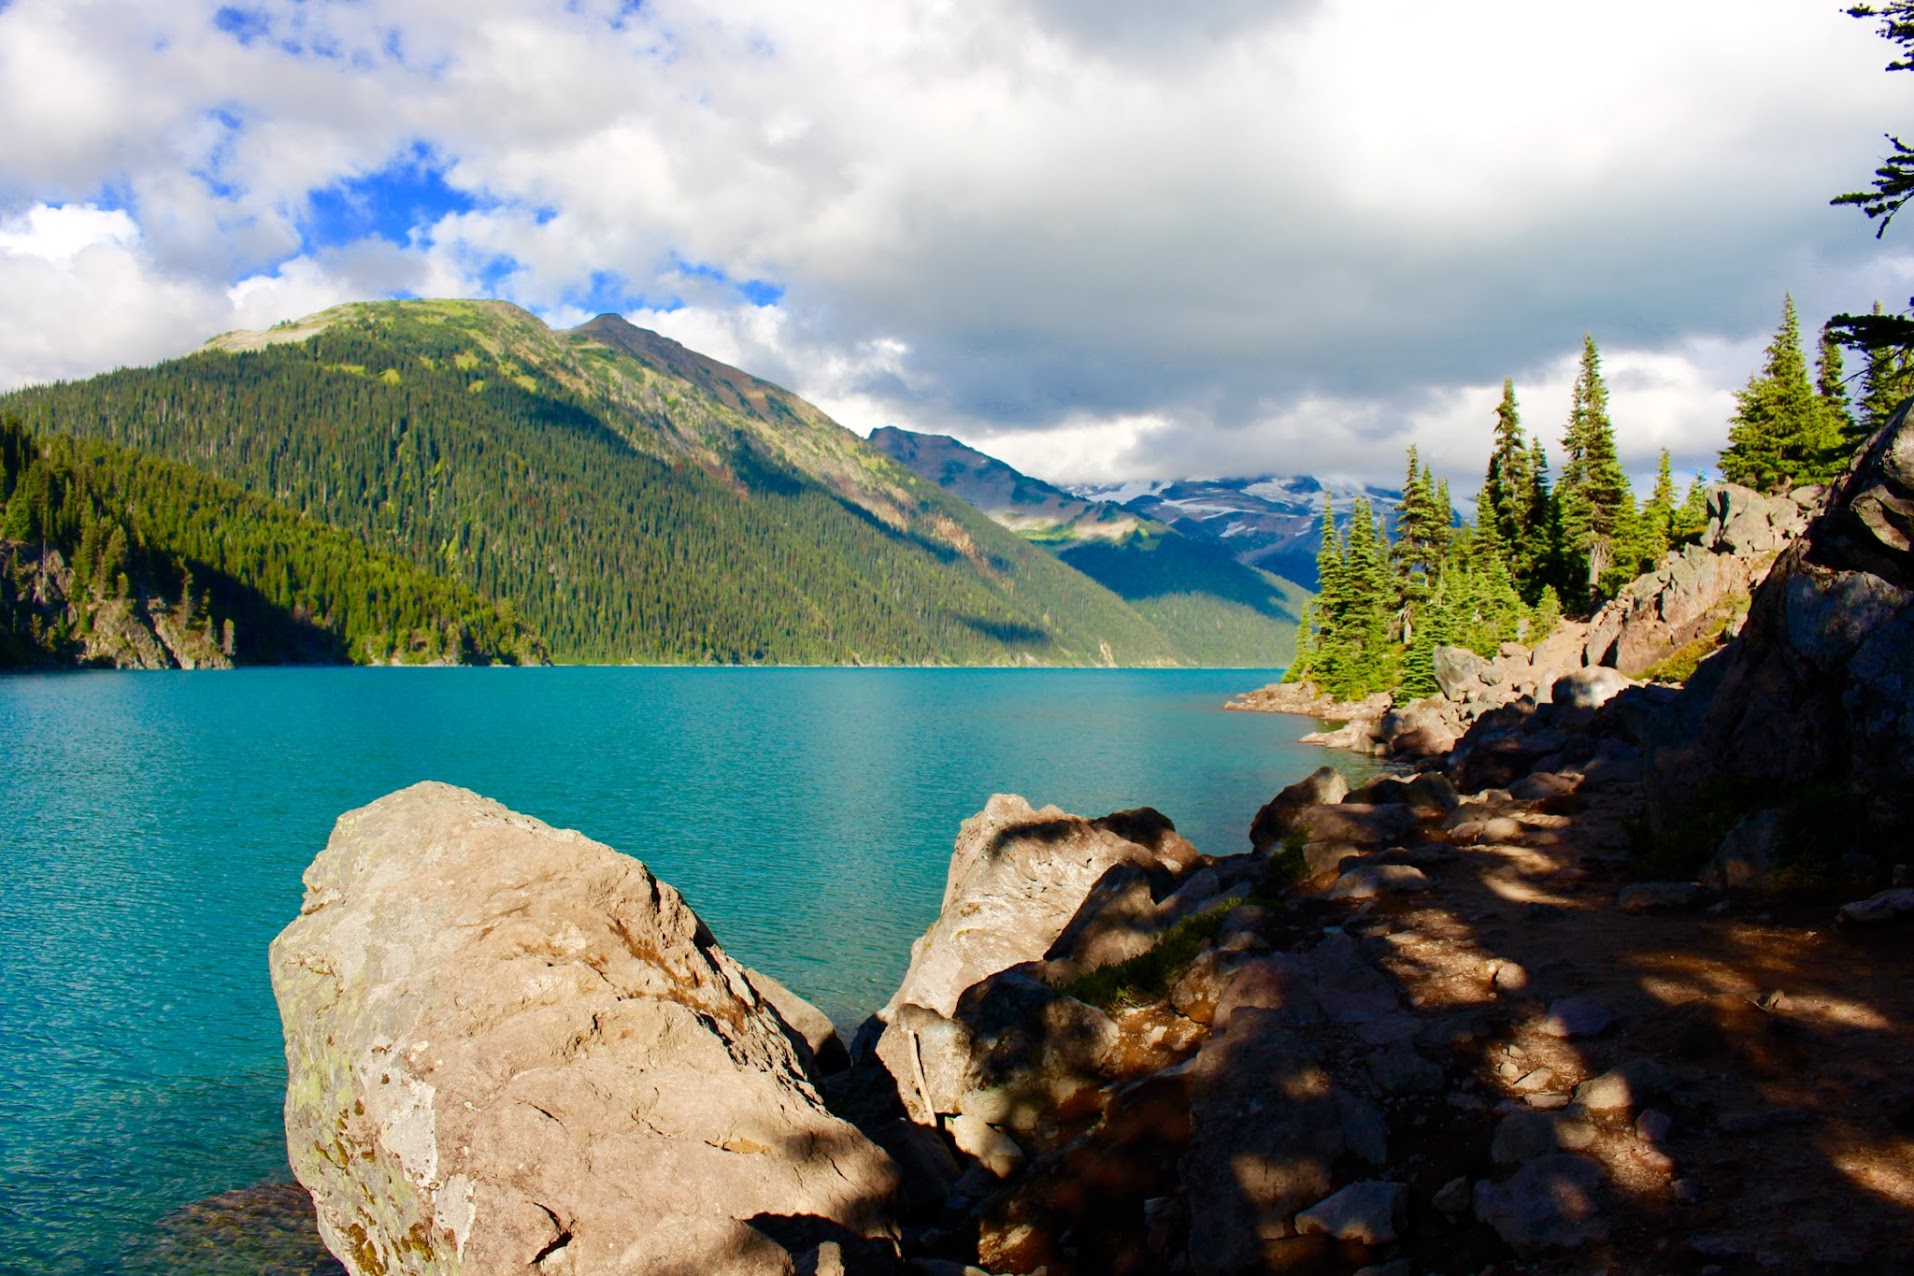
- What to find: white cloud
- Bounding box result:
[0,0,1907,484]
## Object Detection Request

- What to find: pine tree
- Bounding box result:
[1806,325,1852,468]
[1339,496,1398,696]
[1394,447,1448,598]
[1557,335,1633,601]
[1518,435,1557,602]
[1720,296,1826,492]
[1640,450,1678,566]
[1283,493,1344,687]
[1480,379,1532,555]
[1857,301,1914,442]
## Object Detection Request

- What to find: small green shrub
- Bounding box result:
[1063,900,1239,1012]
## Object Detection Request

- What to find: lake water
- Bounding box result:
[0,667,1361,1274]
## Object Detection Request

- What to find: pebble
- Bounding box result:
[1492,1110,1596,1165]
[1574,1059,1671,1115]
[1490,961,1531,995]
[1515,1067,1556,1092]
[1432,1175,1473,1215]
[1525,1092,1571,1111]
[1294,1180,1408,1245]
[1636,1109,1674,1144]
[1617,881,1701,913]
[1542,996,1617,1039]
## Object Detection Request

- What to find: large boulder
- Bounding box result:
[269,783,898,1276]
[1249,766,1349,851]
[880,794,1191,1022]
[1655,406,1914,830]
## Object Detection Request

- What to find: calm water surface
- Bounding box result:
[0,667,1361,1274]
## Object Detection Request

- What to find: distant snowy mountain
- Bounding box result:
[1068,475,1404,591]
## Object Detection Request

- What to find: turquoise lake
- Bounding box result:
[0,667,1362,1274]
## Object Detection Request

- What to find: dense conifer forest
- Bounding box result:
[0,418,544,667]
[1284,311,1910,703]
[0,301,1187,666]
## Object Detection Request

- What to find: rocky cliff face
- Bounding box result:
[269,783,898,1276]
[1,542,232,669]
[1654,402,1914,831]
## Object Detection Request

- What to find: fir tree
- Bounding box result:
[1639,450,1678,566]
[1338,496,1398,696]
[1557,335,1633,600]
[1720,296,1832,491]
[1815,321,1857,458]
[1480,379,1532,554]
[1857,301,1914,441]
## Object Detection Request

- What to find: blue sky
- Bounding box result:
[0,0,1909,489]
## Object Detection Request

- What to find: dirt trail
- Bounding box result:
[1343,774,1914,1273]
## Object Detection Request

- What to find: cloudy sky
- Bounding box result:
[1,0,1909,493]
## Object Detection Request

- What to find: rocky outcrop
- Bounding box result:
[1,542,233,670]
[270,783,898,1276]
[873,796,1204,1129]
[1655,406,1914,829]
[879,795,1195,1023]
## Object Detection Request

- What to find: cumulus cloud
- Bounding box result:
[0,0,1906,484]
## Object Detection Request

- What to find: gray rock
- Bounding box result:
[1327,863,1432,900]
[1288,802,1417,847]
[1337,1090,1390,1165]
[1042,861,1164,982]
[1303,840,1367,878]
[1365,1039,1444,1095]
[1491,1111,1597,1165]
[1311,931,1401,1025]
[881,966,1116,1128]
[1490,960,1532,996]
[269,783,898,1276]
[1542,996,1617,1038]
[1249,766,1350,851]
[1837,887,1914,925]
[1212,954,1323,1029]
[1509,770,1579,801]
[1434,644,1493,700]
[1574,1059,1672,1116]
[1353,1263,1412,1276]
[883,793,1191,1022]
[744,964,851,1078]
[1636,1109,1674,1145]
[1180,1011,1354,1274]
[947,1111,1023,1178]
[1701,809,1786,895]
[1294,1180,1407,1245]
[1617,881,1701,913]
[1552,665,1633,710]
[1473,1154,1607,1253]
[1431,1175,1472,1215]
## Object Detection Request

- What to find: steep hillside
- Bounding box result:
[870,427,1309,665]
[0,420,543,668]
[1,301,1184,666]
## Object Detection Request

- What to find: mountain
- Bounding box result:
[869,427,1310,666]
[0,300,1190,666]
[0,420,543,668]
[1071,476,1407,590]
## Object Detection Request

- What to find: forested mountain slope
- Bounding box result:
[0,420,542,668]
[870,426,1309,665]
[1,301,1184,665]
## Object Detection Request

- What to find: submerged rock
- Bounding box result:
[270,782,898,1276]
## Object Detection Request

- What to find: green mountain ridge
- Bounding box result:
[1,299,1205,666]
[868,426,1310,666]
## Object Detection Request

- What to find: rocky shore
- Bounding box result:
[260,408,1914,1274]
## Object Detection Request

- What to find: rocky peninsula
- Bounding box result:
[265,408,1914,1273]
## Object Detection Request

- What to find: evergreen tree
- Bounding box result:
[1517,435,1557,602]
[1720,296,1834,491]
[1339,496,1398,696]
[1557,335,1633,601]
[1283,493,1344,687]
[1815,321,1857,461]
[1638,450,1678,566]
[1479,379,1532,555]
[1393,447,1448,602]
[1857,301,1914,441]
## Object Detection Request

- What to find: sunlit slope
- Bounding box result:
[2,300,1183,664]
